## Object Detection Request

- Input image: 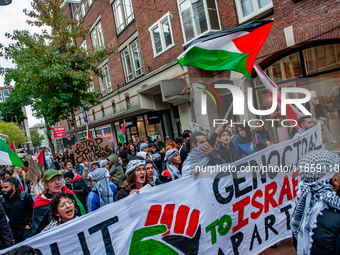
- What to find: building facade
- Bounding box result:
[61,0,340,148]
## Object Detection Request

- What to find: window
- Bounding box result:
[92,110,96,121]
[79,116,82,125]
[3,90,9,102]
[75,13,79,22]
[126,96,131,109]
[113,0,134,34]
[0,92,3,103]
[178,0,220,43]
[88,0,92,6]
[112,102,116,114]
[121,39,144,82]
[81,3,85,17]
[99,63,113,95]
[149,13,174,56]
[235,0,273,23]
[91,22,105,51]
[88,81,95,92]
[102,107,105,117]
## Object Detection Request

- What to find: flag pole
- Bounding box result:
[222,76,247,122]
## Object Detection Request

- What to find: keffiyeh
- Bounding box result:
[89,168,114,207]
[126,159,146,176]
[291,149,340,255]
[99,159,109,168]
[165,149,181,180]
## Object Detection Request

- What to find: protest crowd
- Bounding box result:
[0,115,339,255]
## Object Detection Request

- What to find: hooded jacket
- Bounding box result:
[66,174,89,210]
[232,123,262,158]
[215,142,240,163]
[32,186,85,235]
[108,154,124,186]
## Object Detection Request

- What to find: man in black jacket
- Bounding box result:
[64,171,89,210]
[1,179,34,244]
[0,203,12,249]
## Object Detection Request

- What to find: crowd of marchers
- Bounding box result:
[1,115,339,255]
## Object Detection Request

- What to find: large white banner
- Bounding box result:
[1,125,322,255]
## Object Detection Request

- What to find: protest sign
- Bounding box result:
[1,125,323,255]
[28,156,41,185]
[73,137,112,164]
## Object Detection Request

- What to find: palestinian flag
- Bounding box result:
[0,139,24,167]
[37,149,48,173]
[177,20,273,78]
[10,141,16,153]
[249,134,259,152]
[118,119,126,144]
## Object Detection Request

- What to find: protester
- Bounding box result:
[12,167,28,192]
[64,172,89,210]
[179,130,191,163]
[120,150,128,167]
[215,129,240,163]
[293,115,326,143]
[165,141,175,151]
[155,135,166,157]
[107,154,124,186]
[148,143,157,156]
[252,121,270,141]
[150,153,163,178]
[86,168,116,212]
[127,144,137,160]
[118,157,126,173]
[292,149,340,254]
[2,170,20,190]
[161,149,182,182]
[32,169,85,235]
[139,143,148,153]
[82,161,98,188]
[174,137,183,150]
[42,192,77,232]
[256,139,273,151]
[0,203,12,249]
[145,160,162,186]
[227,126,236,140]
[232,123,262,158]
[136,151,149,160]
[1,179,34,243]
[115,160,146,201]
[99,159,110,170]
[64,160,76,175]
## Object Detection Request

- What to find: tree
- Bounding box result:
[30,129,45,149]
[0,122,26,146]
[0,0,115,157]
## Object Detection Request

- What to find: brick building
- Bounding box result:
[61,0,340,148]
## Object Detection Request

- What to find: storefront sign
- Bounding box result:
[53,126,66,138]
[147,112,161,124]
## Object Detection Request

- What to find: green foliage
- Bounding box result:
[30,129,45,148]
[0,122,27,146]
[0,0,115,128]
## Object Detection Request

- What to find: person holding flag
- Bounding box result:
[232,123,262,158]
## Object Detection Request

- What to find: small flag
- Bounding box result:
[37,149,48,173]
[253,63,303,128]
[177,20,273,78]
[82,109,88,123]
[118,119,126,144]
[10,141,16,153]
[87,125,91,139]
[0,139,24,167]
[249,134,259,152]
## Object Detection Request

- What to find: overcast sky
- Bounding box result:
[0,0,44,127]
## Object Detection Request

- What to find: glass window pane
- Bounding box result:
[91,30,97,49]
[152,26,163,53]
[123,0,134,24]
[303,48,316,74]
[183,20,195,41]
[336,44,340,63]
[194,11,207,35]
[326,44,336,67]
[122,49,133,81]
[130,41,143,77]
[206,0,217,9]
[180,0,192,23]
[191,0,204,16]
[241,0,254,17]
[258,0,272,9]
[270,62,282,82]
[316,45,326,70]
[97,23,104,48]
[161,19,172,47]
[113,1,124,33]
[208,9,219,30]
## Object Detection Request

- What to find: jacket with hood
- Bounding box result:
[66,174,89,210]
[108,154,124,186]
[0,203,12,249]
[215,142,240,163]
[32,186,85,235]
[232,123,262,158]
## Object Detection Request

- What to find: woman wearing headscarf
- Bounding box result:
[86,168,116,212]
[232,123,262,158]
[292,149,340,255]
[161,149,182,183]
[150,153,163,178]
[42,192,77,232]
[99,159,110,170]
[252,121,270,141]
[115,159,147,201]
